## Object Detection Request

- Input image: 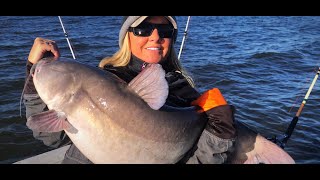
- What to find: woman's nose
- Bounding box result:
[149,28,162,41]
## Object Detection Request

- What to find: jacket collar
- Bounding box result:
[127,54,147,74]
[128,54,175,73]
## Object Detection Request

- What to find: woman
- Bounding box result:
[23,16,236,164]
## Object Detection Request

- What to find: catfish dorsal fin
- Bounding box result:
[128,63,168,110]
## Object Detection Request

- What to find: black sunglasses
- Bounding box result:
[128,22,175,38]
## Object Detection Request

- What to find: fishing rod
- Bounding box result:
[268,67,320,149]
[178,16,191,61]
[58,16,77,60]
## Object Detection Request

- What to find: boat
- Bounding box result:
[14,145,70,164]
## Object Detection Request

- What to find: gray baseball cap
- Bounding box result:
[119,16,178,48]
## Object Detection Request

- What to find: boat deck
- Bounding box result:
[13,145,70,164]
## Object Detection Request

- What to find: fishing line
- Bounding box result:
[19,65,37,117]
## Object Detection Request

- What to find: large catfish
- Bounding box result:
[26,57,207,163]
[26,57,294,164]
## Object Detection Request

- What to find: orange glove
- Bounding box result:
[191,88,227,112]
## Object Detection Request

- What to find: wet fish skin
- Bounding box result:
[27,57,207,163]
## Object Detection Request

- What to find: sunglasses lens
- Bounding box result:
[132,24,154,37]
[129,23,174,38]
[156,25,174,38]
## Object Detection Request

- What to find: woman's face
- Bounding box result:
[129,16,173,64]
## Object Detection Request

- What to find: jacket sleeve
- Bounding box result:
[184,105,237,164]
[23,61,70,148]
[166,71,237,164]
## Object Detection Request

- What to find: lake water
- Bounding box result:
[0,16,319,164]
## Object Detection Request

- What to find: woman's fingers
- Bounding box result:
[28,37,61,64]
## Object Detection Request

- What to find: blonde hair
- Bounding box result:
[99,32,195,87]
[99,33,131,67]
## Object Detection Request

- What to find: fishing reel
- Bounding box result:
[267,134,288,149]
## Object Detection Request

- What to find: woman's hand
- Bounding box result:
[28,37,60,64]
